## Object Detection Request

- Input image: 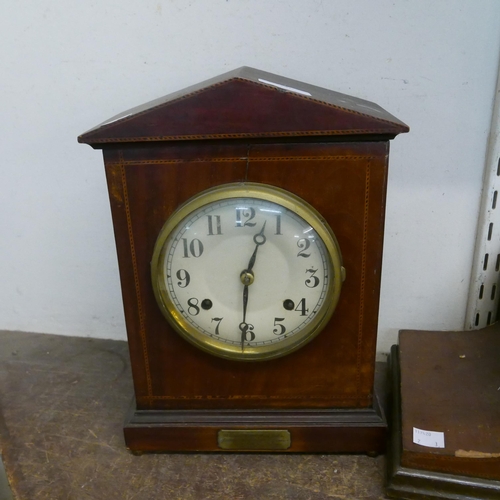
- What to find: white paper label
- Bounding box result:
[258,79,312,97]
[413,427,445,448]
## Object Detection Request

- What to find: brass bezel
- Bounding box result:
[151,182,344,361]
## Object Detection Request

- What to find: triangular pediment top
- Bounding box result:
[79,67,409,146]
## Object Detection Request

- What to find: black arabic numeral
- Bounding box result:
[235,207,256,227]
[295,298,309,316]
[207,215,222,235]
[245,324,256,341]
[211,317,223,335]
[176,269,191,288]
[273,317,286,335]
[182,238,204,258]
[275,214,282,235]
[187,298,200,316]
[297,238,311,257]
[305,267,320,288]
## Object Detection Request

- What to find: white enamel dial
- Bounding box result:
[152,183,344,361]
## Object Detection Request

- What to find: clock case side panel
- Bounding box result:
[246,141,389,406]
[103,149,151,403]
[102,145,250,406]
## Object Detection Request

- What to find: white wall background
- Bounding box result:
[1,0,500,354]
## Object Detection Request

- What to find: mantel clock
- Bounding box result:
[79,67,408,453]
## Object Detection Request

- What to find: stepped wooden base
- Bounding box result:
[124,388,387,454]
[124,406,386,454]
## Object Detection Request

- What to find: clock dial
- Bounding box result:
[152,183,344,361]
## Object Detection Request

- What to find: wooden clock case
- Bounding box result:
[78,67,408,453]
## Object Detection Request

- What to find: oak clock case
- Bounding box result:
[78,66,409,453]
[151,182,345,362]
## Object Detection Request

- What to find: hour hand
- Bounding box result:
[246,221,267,272]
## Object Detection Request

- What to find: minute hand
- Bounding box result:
[239,221,267,351]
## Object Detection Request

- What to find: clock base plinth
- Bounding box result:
[123,405,386,454]
[123,391,387,454]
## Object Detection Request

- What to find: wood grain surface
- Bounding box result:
[103,141,388,414]
[399,327,500,481]
[0,330,387,500]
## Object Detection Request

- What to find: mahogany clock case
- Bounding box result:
[79,67,409,452]
[102,139,388,411]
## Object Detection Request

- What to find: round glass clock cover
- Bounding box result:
[151,183,344,361]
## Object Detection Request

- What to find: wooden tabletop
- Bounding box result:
[0,330,386,500]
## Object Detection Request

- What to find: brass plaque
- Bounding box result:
[217,429,291,451]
